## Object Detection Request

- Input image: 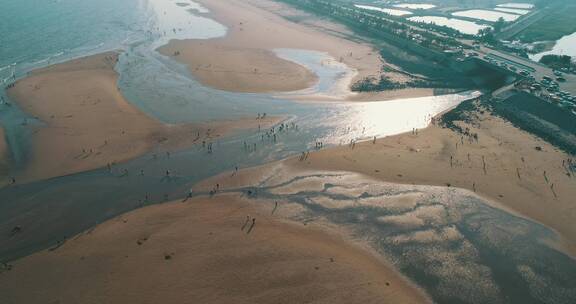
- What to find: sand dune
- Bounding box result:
[7,52,279,183]
[0,194,429,304]
[159,0,383,95]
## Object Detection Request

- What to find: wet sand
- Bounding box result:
[348,88,437,102]
[288,112,576,252]
[0,194,430,304]
[193,159,576,303]
[159,0,384,96]
[7,52,280,183]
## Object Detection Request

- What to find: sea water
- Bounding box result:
[0,0,144,79]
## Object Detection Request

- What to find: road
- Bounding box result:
[457,36,576,97]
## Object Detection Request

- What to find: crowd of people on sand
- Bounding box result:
[563,158,576,176]
[245,114,300,154]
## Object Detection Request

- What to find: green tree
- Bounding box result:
[493,17,505,33]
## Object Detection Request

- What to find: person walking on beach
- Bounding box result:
[247,218,256,234]
[241,216,250,231]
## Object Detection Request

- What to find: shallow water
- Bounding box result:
[452,9,520,22]
[274,48,353,98]
[530,31,576,62]
[408,16,490,35]
[354,4,413,16]
[0,0,144,80]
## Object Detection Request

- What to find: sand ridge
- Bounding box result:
[0,194,430,304]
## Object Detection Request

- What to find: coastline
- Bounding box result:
[1,0,575,302]
[6,51,280,183]
[0,193,431,304]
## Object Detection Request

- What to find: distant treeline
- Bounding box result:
[351,75,467,92]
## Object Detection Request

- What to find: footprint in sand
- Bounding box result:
[136,236,148,245]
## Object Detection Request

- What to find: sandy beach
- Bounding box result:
[159,0,386,96]
[287,111,576,253]
[7,52,279,183]
[0,194,429,304]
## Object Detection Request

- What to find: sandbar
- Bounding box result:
[7,52,279,183]
[158,0,384,96]
[0,194,430,304]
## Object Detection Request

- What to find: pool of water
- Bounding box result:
[408,16,490,35]
[274,48,354,99]
[494,7,531,15]
[354,4,413,16]
[497,3,534,10]
[452,9,520,22]
[393,3,436,10]
[530,31,576,62]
